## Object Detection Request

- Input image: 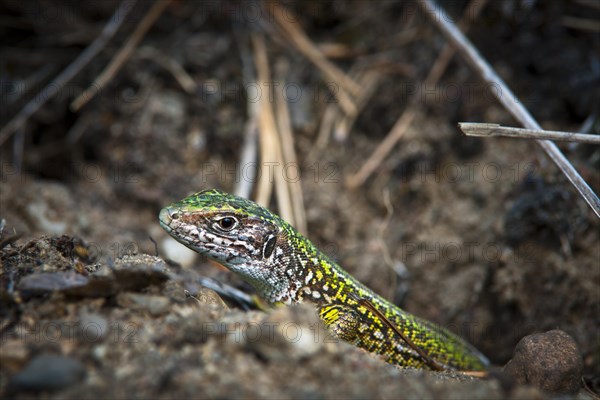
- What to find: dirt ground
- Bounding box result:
[1,1,599,398]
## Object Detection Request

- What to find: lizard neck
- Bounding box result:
[263,226,383,309]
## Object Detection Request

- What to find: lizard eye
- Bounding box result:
[216,216,237,231]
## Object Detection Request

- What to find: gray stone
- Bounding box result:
[10,353,86,392]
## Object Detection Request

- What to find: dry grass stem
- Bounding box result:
[251,34,295,227]
[136,47,197,94]
[275,61,308,235]
[345,0,487,189]
[70,0,172,111]
[334,69,382,143]
[234,34,260,199]
[418,0,600,217]
[459,123,600,144]
[310,68,381,162]
[561,16,600,32]
[251,33,275,208]
[271,2,360,116]
[0,0,138,146]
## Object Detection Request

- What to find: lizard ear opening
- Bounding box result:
[262,235,277,259]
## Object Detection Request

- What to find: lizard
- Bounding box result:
[159,188,489,371]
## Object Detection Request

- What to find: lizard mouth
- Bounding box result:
[158,207,176,233]
[159,206,203,246]
[159,206,202,249]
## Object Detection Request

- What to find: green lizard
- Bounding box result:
[159,189,489,371]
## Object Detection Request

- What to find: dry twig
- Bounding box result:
[561,16,600,32]
[136,46,197,94]
[346,0,487,189]
[0,0,138,147]
[251,34,295,227]
[459,123,600,144]
[310,68,381,161]
[234,32,259,200]
[270,2,360,116]
[275,60,308,235]
[252,34,277,209]
[418,0,600,217]
[70,0,172,111]
[334,69,382,143]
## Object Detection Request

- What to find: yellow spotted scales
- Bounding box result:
[159,189,489,371]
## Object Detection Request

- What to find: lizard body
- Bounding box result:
[159,189,489,371]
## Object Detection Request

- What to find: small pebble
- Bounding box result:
[195,287,230,309]
[112,255,170,291]
[18,270,116,299]
[18,272,89,295]
[10,353,86,392]
[117,293,171,316]
[78,311,109,342]
[503,329,583,394]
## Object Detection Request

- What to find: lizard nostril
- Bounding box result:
[159,208,179,225]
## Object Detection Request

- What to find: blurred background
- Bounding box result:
[1,0,599,393]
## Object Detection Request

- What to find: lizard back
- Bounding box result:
[159,189,489,371]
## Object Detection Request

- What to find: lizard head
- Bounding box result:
[159,189,295,296]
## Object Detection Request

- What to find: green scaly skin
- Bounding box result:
[159,189,489,371]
